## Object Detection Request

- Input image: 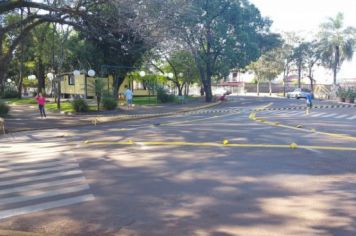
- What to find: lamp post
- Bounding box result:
[73,69,95,99]
[47,71,62,109]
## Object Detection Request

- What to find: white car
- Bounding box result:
[287,88,312,99]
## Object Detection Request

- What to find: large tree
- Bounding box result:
[0,0,161,96]
[171,0,281,102]
[318,12,356,85]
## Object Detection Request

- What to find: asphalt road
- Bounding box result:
[0,96,355,236]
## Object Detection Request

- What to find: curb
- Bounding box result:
[2,101,221,134]
[252,103,356,112]
[0,229,46,236]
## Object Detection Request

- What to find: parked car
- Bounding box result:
[287,88,313,99]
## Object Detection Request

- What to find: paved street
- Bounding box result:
[0,96,355,236]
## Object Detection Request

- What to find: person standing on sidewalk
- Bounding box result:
[35,93,47,118]
[124,85,133,109]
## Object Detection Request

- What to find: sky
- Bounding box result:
[249,0,356,82]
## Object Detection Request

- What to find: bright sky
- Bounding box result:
[250,0,356,81]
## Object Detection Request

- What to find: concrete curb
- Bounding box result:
[3,101,221,134]
[0,229,46,236]
[252,103,356,112]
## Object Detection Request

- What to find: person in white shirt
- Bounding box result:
[124,85,133,109]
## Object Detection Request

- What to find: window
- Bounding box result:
[232,72,238,78]
[68,75,75,85]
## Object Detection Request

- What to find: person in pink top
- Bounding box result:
[35,92,47,118]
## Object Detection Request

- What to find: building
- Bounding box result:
[60,74,150,98]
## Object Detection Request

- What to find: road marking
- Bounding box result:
[0,163,79,178]
[0,184,90,205]
[83,140,356,151]
[0,160,77,172]
[0,170,83,187]
[347,115,356,120]
[0,194,95,220]
[310,112,326,117]
[321,113,338,118]
[334,114,349,119]
[0,176,86,195]
[250,111,356,142]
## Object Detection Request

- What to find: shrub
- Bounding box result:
[101,96,118,110]
[336,87,347,98]
[0,100,10,116]
[346,88,356,99]
[157,87,174,103]
[71,98,89,112]
[3,90,19,98]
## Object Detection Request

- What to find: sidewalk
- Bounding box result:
[1,98,219,134]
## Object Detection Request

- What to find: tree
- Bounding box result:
[172,0,280,102]
[318,12,356,85]
[149,49,200,96]
[303,41,322,92]
[248,48,284,96]
[291,42,308,88]
[0,0,160,97]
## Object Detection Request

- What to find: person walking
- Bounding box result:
[35,92,47,118]
[124,85,133,109]
[306,93,313,115]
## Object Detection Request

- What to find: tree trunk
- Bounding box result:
[203,79,212,102]
[200,86,204,96]
[37,58,45,94]
[257,81,260,96]
[333,45,339,85]
[269,81,272,96]
[177,85,183,96]
[297,62,302,88]
[113,75,125,98]
[96,96,100,111]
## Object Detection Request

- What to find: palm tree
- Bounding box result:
[318,12,356,85]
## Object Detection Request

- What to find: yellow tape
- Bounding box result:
[250,110,356,142]
[83,140,356,151]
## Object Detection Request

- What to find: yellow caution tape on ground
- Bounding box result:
[82,140,356,151]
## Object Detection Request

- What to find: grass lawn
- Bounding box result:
[3,98,37,105]
[46,102,97,113]
[3,98,96,113]
[133,96,159,105]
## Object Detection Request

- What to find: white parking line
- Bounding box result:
[310,112,326,117]
[0,194,95,220]
[0,160,78,172]
[0,170,83,187]
[0,176,86,195]
[0,163,79,178]
[347,115,356,120]
[334,114,349,119]
[321,113,338,118]
[0,184,90,205]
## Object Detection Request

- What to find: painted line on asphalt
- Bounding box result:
[0,184,90,205]
[347,115,356,120]
[157,112,240,127]
[0,176,86,195]
[0,170,83,187]
[82,140,356,151]
[0,160,78,172]
[0,194,95,220]
[0,163,79,178]
[249,110,356,142]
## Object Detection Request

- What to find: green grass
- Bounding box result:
[46,101,97,113]
[133,96,159,105]
[3,98,37,105]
